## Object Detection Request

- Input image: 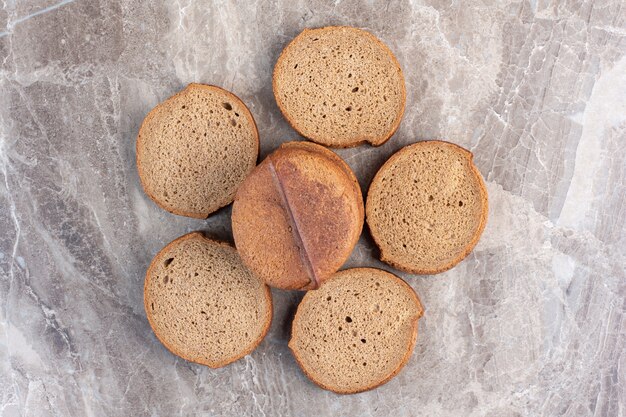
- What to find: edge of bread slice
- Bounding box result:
[366,140,488,274]
[289,268,424,394]
[273,26,406,148]
[136,83,259,218]
[144,232,272,368]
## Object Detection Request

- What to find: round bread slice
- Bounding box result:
[136,83,259,218]
[289,268,424,394]
[144,232,272,368]
[273,26,406,148]
[232,141,364,290]
[366,141,488,274]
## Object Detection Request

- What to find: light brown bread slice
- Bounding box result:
[136,83,259,218]
[273,26,406,148]
[144,232,272,368]
[366,141,488,274]
[289,268,424,394]
[231,141,364,290]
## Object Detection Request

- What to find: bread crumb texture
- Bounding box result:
[137,84,258,218]
[366,141,488,274]
[273,27,405,147]
[290,268,423,394]
[144,233,271,368]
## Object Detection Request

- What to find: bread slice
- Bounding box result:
[136,83,259,218]
[144,232,272,368]
[289,268,424,394]
[273,26,406,148]
[366,141,488,274]
[232,141,364,290]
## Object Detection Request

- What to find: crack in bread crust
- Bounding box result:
[267,158,320,289]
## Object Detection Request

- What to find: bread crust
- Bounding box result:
[280,141,364,222]
[232,141,364,290]
[288,268,424,394]
[273,26,406,148]
[143,232,273,368]
[136,84,260,218]
[366,140,489,274]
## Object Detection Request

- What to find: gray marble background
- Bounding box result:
[0,0,624,416]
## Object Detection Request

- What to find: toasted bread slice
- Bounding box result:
[144,232,272,368]
[273,26,405,148]
[289,268,424,394]
[366,141,488,274]
[137,84,258,218]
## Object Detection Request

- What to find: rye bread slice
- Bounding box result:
[366,141,488,274]
[231,141,364,290]
[289,268,424,394]
[144,232,272,368]
[136,83,259,218]
[273,26,406,148]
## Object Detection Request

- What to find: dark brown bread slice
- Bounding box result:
[231,141,364,290]
[273,26,406,148]
[144,232,272,368]
[136,83,259,218]
[366,141,488,274]
[289,268,424,394]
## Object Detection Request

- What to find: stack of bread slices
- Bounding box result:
[137,26,488,394]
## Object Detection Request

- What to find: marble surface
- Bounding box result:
[0,0,624,416]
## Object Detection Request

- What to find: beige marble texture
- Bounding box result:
[0,0,624,416]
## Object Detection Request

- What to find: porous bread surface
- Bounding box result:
[144,232,272,368]
[137,83,258,218]
[232,141,363,290]
[289,268,423,394]
[273,26,405,147]
[366,141,488,274]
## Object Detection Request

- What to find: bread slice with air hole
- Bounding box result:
[232,141,364,290]
[136,83,259,218]
[273,26,406,148]
[289,268,424,394]
[144,232,272,368]
[366,140,488,274]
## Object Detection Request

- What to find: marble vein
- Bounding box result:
[0,0,76,38]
